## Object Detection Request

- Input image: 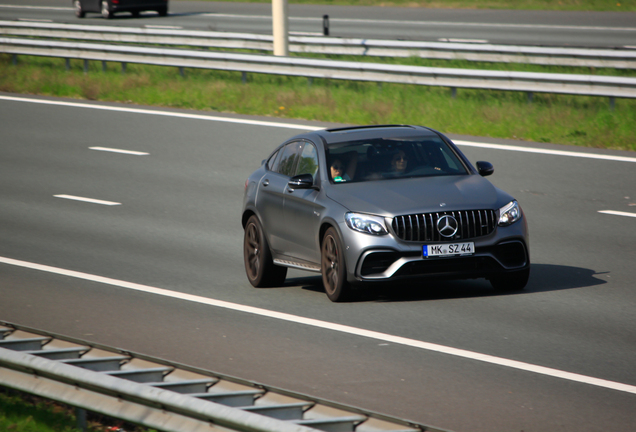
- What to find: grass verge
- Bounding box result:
[1,54,634,151]
[184,0,636,12]
[0,388,156,432]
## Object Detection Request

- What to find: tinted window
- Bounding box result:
[326,135,468,183]
[267,149,280,171]
[276,142,303,177]
[296,142,319,177]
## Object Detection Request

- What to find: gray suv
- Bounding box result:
[242,125,530,302]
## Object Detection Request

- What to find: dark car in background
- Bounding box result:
[74,0,168,19]
[242,125,530,302]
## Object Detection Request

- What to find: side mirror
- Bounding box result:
[288,173,316,190]
[476,161,494,177]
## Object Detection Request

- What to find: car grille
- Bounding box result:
[391,209,497,242]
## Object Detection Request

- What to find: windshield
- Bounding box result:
[326,136,468,183]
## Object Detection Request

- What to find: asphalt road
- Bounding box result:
[1,93,635,432]
[1,0,635,48]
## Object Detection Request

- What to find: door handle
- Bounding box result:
[262,179,270,187]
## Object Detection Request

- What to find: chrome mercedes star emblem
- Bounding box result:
[437,215,459,237]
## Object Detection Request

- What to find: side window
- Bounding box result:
[267,149,281,172]
[296,142,319,177]
[277,142,303,177]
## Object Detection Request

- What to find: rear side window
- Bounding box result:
[296,142,319,177]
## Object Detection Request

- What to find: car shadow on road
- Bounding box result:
[291,263,608,303]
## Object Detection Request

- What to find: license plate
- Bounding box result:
[423,242,474,257]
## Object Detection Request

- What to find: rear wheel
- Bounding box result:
[490,268,530,291]
[321,227,352,302]
[157,6,168,16]
[101,1,113,19]
[244,215,287,287]
[74,0,85,18]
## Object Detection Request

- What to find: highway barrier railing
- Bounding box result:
[2,36,635,107]
[1,20,635,69]
[0,321,448,432]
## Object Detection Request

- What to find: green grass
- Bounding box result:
[2,54,634,151]
[181,0,636,12]
[0,390,153,432]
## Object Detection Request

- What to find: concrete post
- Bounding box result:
[272,0,289,56]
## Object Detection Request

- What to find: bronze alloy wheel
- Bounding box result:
[321,227,351,302]
[101,1,112,19]
[243,215,286,287]
[74,0,84,17]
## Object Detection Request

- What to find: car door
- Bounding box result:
[256,141,302,254]
[282,141,323,264]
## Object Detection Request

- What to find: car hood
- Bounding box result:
[326,175,513,216]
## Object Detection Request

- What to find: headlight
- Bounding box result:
[345,212,388,235]
[498,200,522,226]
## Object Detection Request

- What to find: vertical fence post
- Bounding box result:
[83,59,89,74]
[609,97,615,111]
[76,407,87,432]
[121,62,127,74]
[179,67,184,77]
[102,61,107,72]
[527,92,533,104]
[451,87,457,98]
[12,54,17,65]
[323,15,329,36]
[65,58,70,71]
[242,71,247,84]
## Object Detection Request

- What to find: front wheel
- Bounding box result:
[243,215,287,287]
[321,227,352,302]
[101,1,113,19]
[157,6,168,16]
[489,268,530,291]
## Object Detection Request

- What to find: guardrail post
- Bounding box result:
[65,58,70,71]
[308,77,313,87]
[527,92,534,104]
[179,67,184,77]
[102,61,107,72]
[76,407,87,432]
[121,62,127,74]
[83,59,89,74]
[451,87,457,98]
[609,97,615,111]
[11,54,17,65]
[242,71,247,84]
[323,15,329,36]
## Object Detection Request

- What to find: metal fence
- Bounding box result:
[2,20,635,69]
[2,36,635,107]
[0,321,446,432]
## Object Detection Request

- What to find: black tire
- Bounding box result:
[74,0,85,18]
[243,215,287,287]
[157,6,168,16]
[321,227,352,302]
[490,268,530,291]
[131,10,140,18]
[101,1,113,19]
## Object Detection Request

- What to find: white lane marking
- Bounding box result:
[144,25,183,29]
[1,95,635,163]
[0,95,319,131]
[1,255,635,396]
[202,13,636,32]
[89,146,149,155]
[599,210,636,218]
[454,140,636,163]
[54,195,121,206]
[438,38,489,43]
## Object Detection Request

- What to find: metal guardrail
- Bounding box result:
[2,36,636,103]
[0,321,447,432]
[1,20,635,69]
